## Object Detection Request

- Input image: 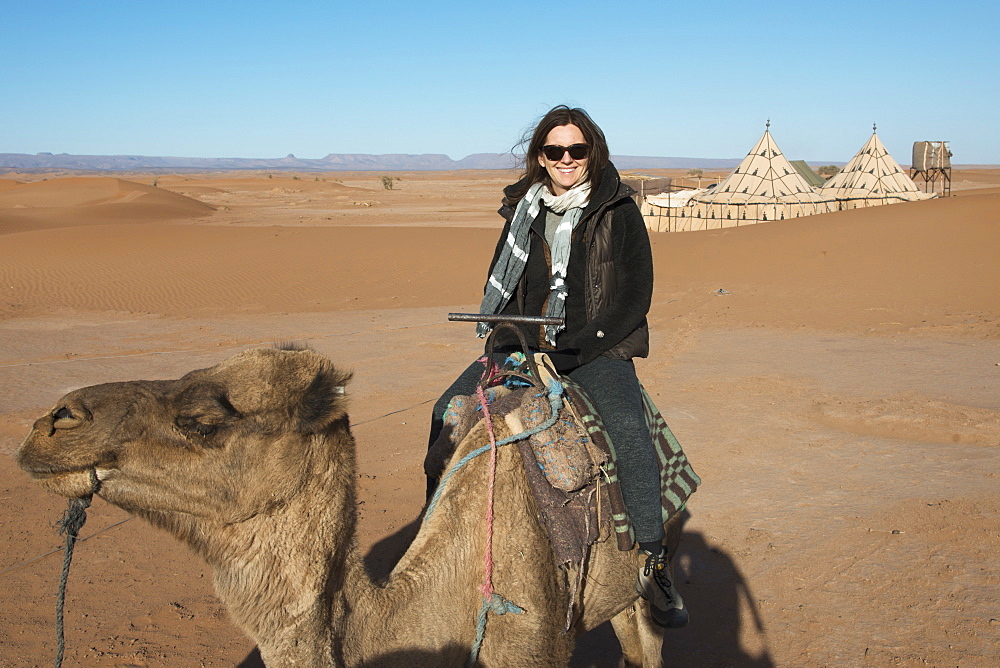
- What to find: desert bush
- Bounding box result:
[381,175,395,190]
[817,165,841,178]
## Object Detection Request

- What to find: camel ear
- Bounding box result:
[295,367,351,434]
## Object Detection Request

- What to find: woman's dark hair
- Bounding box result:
[508,105,610,203]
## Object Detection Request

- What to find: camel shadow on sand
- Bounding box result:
[240,510,773,667]
[239,644,494,667]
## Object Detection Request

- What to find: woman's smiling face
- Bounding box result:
[537,124,588,195]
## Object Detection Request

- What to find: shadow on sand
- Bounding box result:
[239,644,492,667]
[241,510,774,667]
[571,509,774,666]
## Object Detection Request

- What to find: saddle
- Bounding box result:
[424,350,700,562]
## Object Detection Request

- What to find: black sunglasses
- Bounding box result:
[540,143,589,161]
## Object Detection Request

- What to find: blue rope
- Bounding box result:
[424,379,563,520]
[468,593,525,667]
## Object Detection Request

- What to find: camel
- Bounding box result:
[17,347,680,667]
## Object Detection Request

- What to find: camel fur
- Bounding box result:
[18,347,677,667]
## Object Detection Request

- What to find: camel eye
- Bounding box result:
[172,383,241,444]
[194,423,217,437]
[50,403,91,430]
[175,415,221,439]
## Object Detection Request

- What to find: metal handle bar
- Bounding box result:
[448,313,565,326]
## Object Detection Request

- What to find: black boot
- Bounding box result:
[635,548,689,628]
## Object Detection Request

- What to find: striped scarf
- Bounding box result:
[478,180,591,345]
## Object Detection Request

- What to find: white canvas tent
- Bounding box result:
[644,124,834,232]
[822,130,935,209]
[640,189,704,231]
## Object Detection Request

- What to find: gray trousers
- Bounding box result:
[427,354,664,544]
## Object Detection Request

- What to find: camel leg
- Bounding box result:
[610,602,663,668]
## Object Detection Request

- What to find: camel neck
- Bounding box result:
[336,445,528,665]
[206,432,362,667]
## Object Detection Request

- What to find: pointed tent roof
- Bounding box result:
[691,124,831,206]
[822,130,932,202]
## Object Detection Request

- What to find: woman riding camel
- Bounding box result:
[426,104,684,627]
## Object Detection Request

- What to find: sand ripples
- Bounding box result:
[1,224,495,316]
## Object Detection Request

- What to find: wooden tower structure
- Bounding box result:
[910,140,952,196]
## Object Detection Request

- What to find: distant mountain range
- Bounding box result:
[0,151,743,173]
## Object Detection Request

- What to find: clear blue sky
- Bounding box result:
[3,1,998,164]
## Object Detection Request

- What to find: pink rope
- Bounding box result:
[475,381,499,599]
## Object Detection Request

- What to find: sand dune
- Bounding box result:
[1,183,996,335]
[0,177,214,234]
[649,191,1000,335]
[158,175,367,194]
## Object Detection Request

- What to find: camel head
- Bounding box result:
[17,347,353,533]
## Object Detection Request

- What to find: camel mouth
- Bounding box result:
[21,467,102,499]
[21,461,113,480]
[17,428,118,479]
[23,464,91,478]
[15,444,98,477]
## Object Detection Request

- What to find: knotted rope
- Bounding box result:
[475,383,499,601]
[467,382,524,667]
[470,593,525,667]
[54,469,99,668]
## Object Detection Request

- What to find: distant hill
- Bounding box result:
[0,151,743,173]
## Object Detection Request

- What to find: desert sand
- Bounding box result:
[1,167,998,667]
